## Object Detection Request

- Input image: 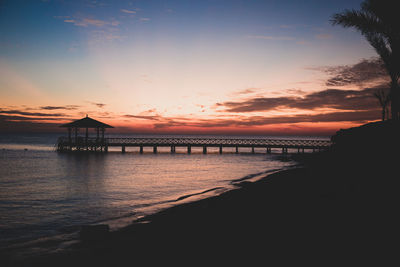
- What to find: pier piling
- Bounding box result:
[56,137,331,154]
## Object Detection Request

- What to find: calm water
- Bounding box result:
[0,133,327,251]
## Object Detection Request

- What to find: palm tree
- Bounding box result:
[373,88,390,121]
[332,0,400,120]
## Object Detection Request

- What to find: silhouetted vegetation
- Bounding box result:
[331,119,400,150]
[332,0,400,119]
[373,88,390,120]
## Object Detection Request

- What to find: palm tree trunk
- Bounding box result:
[386,106,390,120]
[390,79,400,120]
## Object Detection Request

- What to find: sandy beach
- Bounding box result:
[5,137,398,266]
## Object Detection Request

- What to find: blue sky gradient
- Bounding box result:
[0,0,384,134]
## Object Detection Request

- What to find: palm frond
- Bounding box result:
[331,9,382,35]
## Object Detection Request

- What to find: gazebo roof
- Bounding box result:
[60,115,113,128]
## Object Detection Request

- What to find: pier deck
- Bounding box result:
[57,137,331,154]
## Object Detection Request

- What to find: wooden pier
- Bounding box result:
[56,136,331,154]
[57,116,331,154]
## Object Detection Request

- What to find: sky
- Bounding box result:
[0,0,389,135]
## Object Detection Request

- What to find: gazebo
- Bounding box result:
[60,115,113,147]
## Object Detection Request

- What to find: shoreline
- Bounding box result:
[1,163,294,263]
[0,146,295,258]
[5,144,399,265]
[3,163,300,266]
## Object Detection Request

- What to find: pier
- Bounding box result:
[57,116,331,154]
[57,136,331,154]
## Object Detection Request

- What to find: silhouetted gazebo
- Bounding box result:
[60,115,113,144]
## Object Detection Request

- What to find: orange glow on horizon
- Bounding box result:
[46,117,373,136]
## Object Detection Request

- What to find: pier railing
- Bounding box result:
[105,137,331,148]
[57,136,331,153]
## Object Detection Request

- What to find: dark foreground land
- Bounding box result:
[4,120,400,266]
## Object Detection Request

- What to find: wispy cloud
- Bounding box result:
[139,74,152,83]
[0,114,66,121]
[124,114,161,121]
[40,105,80,110]
[56,12,124,44]
[88,102,106,108]
[285,88,308,95]
[217,87,379,113]
[139,17,150,22]
[124,108,161,121]
[63,17,118,27]
[89,29,124,41]
[121,9,136,14]
[309,57,389,87]
[0,108,67,117]
[233,88,259,96]
[138,108,157,115]
[150,109,379,129]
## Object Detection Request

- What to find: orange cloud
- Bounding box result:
[217,88,380,113]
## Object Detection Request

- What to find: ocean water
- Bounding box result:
[0,133,327,253]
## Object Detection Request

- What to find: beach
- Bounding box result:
[3,122,399,266]
[6,146,398,266]
[2,0,400,265]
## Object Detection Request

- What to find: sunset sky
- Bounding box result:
[0,0,389,135]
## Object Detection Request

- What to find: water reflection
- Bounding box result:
[57,152,108,195]
[0,148,294,247]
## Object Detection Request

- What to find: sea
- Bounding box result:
[0,133,329,255]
